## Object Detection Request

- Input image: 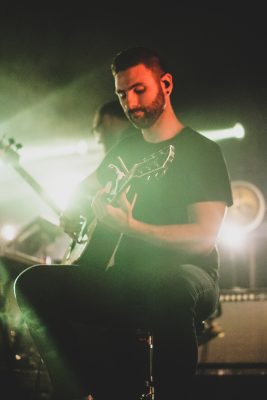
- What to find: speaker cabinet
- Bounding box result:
[198,290,267,365]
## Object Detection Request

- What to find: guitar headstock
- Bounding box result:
[106,145,176,200]
[131,144,175,179]
[0,137,23,166]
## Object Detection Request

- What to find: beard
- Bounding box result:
[125,86,166,129]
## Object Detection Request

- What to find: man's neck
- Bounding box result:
[142,109,184,143]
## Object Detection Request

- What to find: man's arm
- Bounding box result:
[127,201,227,255]
[92,189,227,256]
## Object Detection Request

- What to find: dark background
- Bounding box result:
[0,4,266,175]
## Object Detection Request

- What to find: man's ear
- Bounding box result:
[160,73,173,94]
[163,80,170,88]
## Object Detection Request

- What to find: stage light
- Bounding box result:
[218,223,247,249]
[45,256,52,264]
[200,122,245,141]
[41,176,80,211]
[76,140,90,155]
[1,224,18,241]
[19,139,101,162]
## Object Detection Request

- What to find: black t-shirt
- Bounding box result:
[96,127,233,277]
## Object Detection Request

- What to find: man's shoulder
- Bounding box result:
[178,126,221,151]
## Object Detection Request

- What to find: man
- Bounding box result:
[14,46,233,400]
[92,99,135,153]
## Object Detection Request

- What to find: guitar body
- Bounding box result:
[62,218,98,265]
[60,144,176,268]
[63,221,122,269]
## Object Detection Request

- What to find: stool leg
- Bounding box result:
[139,333,154,400]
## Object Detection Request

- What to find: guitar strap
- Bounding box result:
[106,232,124,270]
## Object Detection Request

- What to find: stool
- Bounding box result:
[135,320,208,400]
[196,319,207,344]
[136,328,154,400]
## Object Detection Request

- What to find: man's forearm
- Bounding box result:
[127,218,216,255]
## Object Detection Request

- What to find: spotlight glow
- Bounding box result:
[218,223,247,249]
[1,224,18,241]
[200,123,245,141]
[42,178,79,211]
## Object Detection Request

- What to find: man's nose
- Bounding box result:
[125,92,138,110]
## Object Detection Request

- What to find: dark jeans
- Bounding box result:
[14,262,219,399]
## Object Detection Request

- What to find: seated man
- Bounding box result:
[14,46,233,400]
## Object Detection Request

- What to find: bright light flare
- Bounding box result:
[200,123,245,141]
[43,178,79,211]
[1,224,18,241]
[76,140,89,155]
[218,223,247,249]
[19,140,96,161]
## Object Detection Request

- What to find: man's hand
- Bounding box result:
[91,182,137,233]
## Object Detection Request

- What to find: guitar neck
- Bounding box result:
[13,164,62,217]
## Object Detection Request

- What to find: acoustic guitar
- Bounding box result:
[1,137,175,268]
[62,144,175,266]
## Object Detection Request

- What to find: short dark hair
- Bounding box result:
[97,100,126,120]
[111,46,168,77]
[92,100,128,134]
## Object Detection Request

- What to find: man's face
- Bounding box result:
[92,114,122,152]
[115,64,165,129]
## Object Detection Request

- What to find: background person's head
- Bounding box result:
[92,100,132,152]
